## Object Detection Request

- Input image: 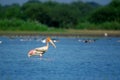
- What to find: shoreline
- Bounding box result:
[0,30,120,37]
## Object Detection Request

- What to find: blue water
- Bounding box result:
[0,36,120,80]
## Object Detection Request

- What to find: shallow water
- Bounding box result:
[0,36,120,80]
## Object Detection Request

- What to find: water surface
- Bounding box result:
[0,36,120,80]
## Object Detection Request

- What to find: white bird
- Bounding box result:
[0,41,2,44]
[104,33,108,37]
[41,38,59,43]
[28,37,56,57]
[41,38,46,43]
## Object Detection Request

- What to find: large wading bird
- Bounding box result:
[28,37,56,57]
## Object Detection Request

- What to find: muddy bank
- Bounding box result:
[0,31,120,37]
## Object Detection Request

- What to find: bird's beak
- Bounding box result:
[50,40,56,48]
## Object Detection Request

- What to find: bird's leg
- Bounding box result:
[39,54,43,60]
[40,54,43,57]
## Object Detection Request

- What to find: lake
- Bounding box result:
[0,36,120,80]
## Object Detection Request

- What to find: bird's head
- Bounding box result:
[46,37,56,48]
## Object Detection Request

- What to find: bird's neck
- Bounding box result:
[46,42,49,48]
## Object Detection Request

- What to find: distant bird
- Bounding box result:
[0,41,2,44]
[117,40,120,42]
[41,38,46,43]
[78,39,96,43]
[52,38,59,43]
[41,38,59,43]
[104,33,108,37]
[28,37,56,57]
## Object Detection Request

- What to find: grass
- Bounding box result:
[0,19,120,37]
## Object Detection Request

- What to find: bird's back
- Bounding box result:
[35,46,48,52]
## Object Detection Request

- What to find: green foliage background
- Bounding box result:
[0,0,120,31]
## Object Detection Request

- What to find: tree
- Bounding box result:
[22,2,51,25]
[88,0,120,23]
[0,0,100,29]
[3,4,21,19]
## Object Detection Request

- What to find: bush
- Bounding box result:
[0,19,48,31]
[98,22,120,30]
[76,22,120,30]
[75,22,96,30]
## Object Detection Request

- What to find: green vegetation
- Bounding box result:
[0,0,120,31]
[76,22,120,30]
[88,0,120,23]
[0,19,48,31]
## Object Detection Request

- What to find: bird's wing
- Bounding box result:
[35,46,48,52]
